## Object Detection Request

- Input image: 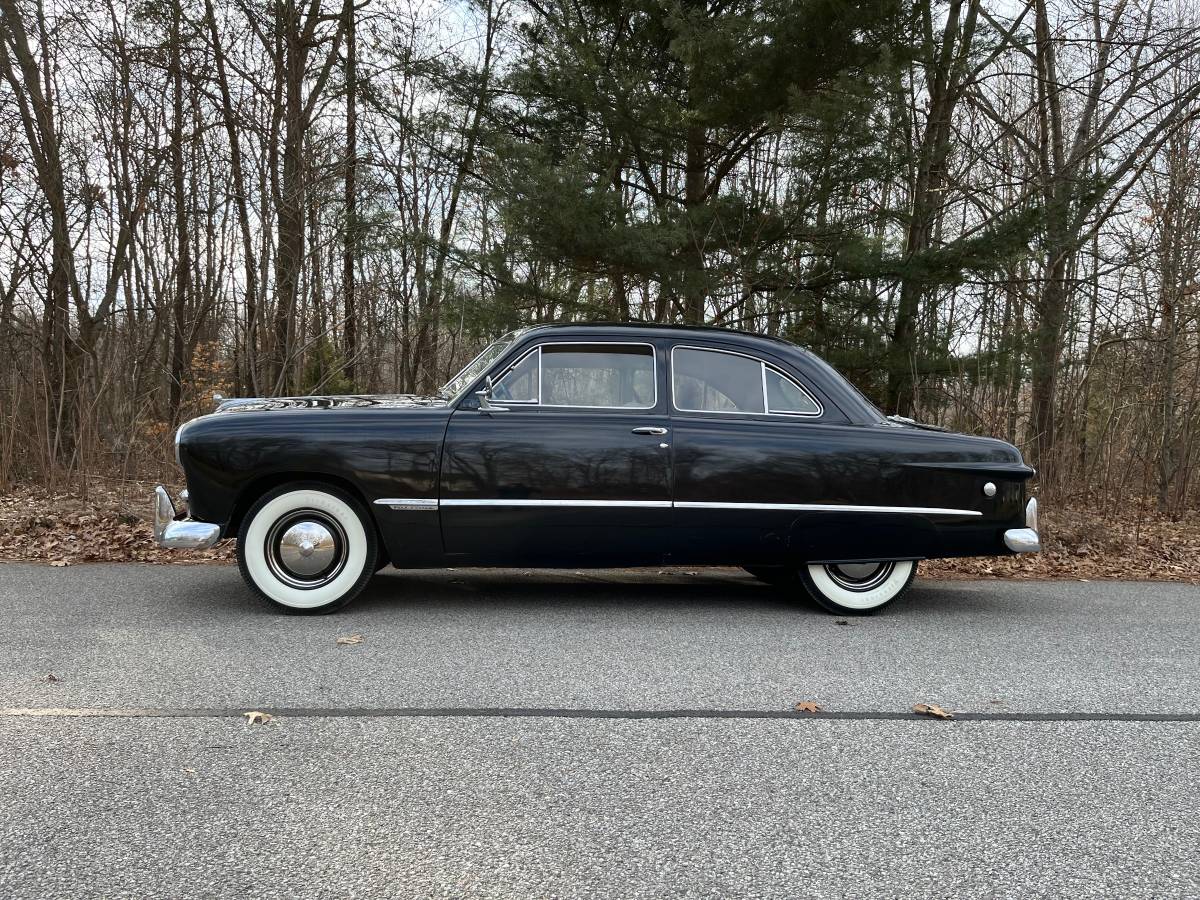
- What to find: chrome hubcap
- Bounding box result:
[824,562,895,592]
[265,511,348,589]
[278,521,336,577]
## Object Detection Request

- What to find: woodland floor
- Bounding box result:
[1,480,1198,583]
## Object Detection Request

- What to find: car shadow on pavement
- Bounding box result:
[138,563,1017,618]
[340,568,801,614]
[335,567,989,617]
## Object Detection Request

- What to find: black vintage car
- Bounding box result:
[154,323,1039,615]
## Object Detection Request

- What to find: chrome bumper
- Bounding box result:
[153,485,221,550]
[1003,498,1041,554]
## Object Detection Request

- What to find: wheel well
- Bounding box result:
[228,472,390,564]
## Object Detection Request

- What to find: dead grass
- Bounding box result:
[1,482,1197,582]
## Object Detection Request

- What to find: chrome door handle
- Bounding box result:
[632,426,669,435]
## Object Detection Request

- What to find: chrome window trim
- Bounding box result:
[388,497,979,516]
[670,344,823,418]
[491,347,541,405]
[763,364,822,417]
[441,327,530,401]
[489,341,658,411]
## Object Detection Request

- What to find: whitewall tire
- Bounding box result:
[237,483,377,614]
[799,560,917,615]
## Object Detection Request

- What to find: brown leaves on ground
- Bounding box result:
[913,703,955,720]
[793,701,823,714]
[924,499,1200,584]
[2,483,1198,584]
[243,710,273,726]
[335,634,364,646]
[0,482,234,565]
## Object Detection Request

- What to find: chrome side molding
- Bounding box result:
[674,501,982,516]
[373,498,438,511]
[153,485,221,550]
[440,498,674,508]
[381,497,980,515]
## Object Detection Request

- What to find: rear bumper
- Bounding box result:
[153,485,221,550]
[1003,498,1041,553]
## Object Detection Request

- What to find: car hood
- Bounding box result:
[212,394,450,414]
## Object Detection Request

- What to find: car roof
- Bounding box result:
[512,321,883,426]
[519,321,806,353]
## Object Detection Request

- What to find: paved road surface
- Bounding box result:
[1,564,1197,898]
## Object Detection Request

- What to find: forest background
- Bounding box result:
[3,0,1199,573]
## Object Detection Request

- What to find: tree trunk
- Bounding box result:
[887,0,976,416]
[681,122,707,325]
[0,0,82,463]
[342,0,357,386]
[272,2,306,395]
[168,0,190,427]
[205,0,260,394]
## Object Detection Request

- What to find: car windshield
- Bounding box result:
[438,329,527,400]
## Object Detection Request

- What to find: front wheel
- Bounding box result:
[799,561,917,615]
[237,483,377,614]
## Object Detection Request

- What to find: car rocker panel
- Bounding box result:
[156,324,1041,614]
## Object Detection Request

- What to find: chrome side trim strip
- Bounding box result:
[373,497,982,516]
[674,501,983,516]
[440,499,672,508]
[374,498,439,511]
[420,498,980,515]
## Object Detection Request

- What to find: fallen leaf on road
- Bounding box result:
[336,634,364,646]
[243,710,272,725]
[45,673,60,683]
[913,703,954,720]
[182,767,196,775]
[793,701,823,714]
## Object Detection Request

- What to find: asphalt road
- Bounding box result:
[1,563,1198,898]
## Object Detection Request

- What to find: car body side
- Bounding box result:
[175,325,1034,569]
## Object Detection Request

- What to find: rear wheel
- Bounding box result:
[799,561,916,615]
[237,483,377,614]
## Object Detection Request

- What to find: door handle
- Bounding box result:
[632,426,669,435]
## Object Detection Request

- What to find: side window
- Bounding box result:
[672,346,822,417]
[542,345,655,408]
[765,368,820,415]
[672,348,764,413]
[492,350,538,403]
[489,343,657,409]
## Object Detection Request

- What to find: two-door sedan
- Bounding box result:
[154,323,1040,615]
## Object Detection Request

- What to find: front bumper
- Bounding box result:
[1003,497,1041,553]
[153,485,221,550]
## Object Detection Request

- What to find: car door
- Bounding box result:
[439,340,673,565]
[667,342,889,565]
